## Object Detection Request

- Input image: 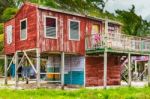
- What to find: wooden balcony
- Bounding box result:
[86,33,150,55]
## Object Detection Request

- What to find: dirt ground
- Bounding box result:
[0,77,148,89]
[0,77,82,90]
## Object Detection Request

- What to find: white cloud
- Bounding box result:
[105,0,150,21]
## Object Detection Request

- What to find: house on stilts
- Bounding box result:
[4,2,150,88]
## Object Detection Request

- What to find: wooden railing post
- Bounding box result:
[104,19,108,48]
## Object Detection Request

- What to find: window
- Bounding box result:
[92,24,100,34]
[6,25,13,44]
[20,19,27,40]
[45,16,57,38]
[69,20,80,40]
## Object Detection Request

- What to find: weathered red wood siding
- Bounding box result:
[86,55,121,86]
[38,9,86,55]
[4,19,15,54]
[15,4,37,51]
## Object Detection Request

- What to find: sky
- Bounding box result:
[105,0,150,21]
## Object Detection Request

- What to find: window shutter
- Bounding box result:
[6,25,13,44]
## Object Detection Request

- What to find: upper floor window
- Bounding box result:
[69,20,80,40]
[92,24,100,34]
[44,16,57,38]
[6,25,13,44]
[20,19,27,40]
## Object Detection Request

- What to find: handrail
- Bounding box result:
[86,33,150,52]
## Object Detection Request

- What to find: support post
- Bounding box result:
[135,60,137,73]
[61,52,65,89]
[15,52,18,88]
[128,53,131,86]
[103,50,107,89]
[4,55,8,85]
[83,57,86,87]
[36,49,41,88]
[148,55,150,87]
[103,15,108,89]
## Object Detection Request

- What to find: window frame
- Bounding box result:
[20,18,27,41]
[44,16,58,39]
[68,19,80,41]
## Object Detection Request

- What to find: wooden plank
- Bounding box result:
[15,52,18,88]
[17,54,25,70]
[128,53,131,86]
[40,73,60,74]
[103,50,107,89]
[7,55,15,71]
[135,60,138,73]
[83,57,86,87]
[36,49,40,88]
[4,55,8,85]
[23,51,37,73]
[86,48,150,56]
[61,52,65,87]
[148,55,150,86]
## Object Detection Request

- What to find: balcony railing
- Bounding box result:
[86,33,150,53]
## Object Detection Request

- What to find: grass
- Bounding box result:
[0,87,150,99]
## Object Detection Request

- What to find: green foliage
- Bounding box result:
[0,87,150,98]
[116,5,150,36]
[39,0,59,8]
[0,59,4,75]
[1,7,18,22]
[0,23,3,34]
[0,0,17,22]
[0,34,4,55]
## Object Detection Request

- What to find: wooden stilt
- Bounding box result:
[135,60,137,73]
[148,55,150,87]
[104,50,107,89]
[4,55,8,85]
[36,49,41,88]
[103,15,108,89]
[128,53,131,87]
[61,52,65,89]
[83,57,86,87]
[15,52,18,88]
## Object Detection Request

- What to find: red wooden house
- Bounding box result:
[4,2,150,88]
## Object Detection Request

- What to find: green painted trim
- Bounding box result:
[86,48,150,55]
